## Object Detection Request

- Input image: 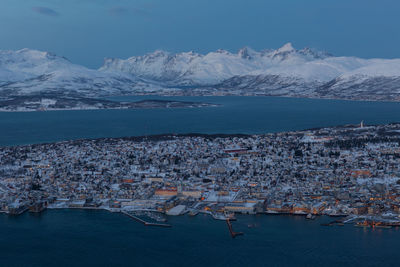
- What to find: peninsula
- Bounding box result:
[2,123,400,228]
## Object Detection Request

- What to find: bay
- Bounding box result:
[1,96,400,146]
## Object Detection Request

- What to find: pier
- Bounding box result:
[226,219,243,238]
[121,211,171,228]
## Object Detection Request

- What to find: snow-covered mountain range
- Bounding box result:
[1,43,400,102]
[100,43,337,85]
[0,49,157,98]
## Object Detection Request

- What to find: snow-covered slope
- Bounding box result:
[100,43,338,86]
[1,44,400,101]
[315,60,400,100]
[0,49,155,97]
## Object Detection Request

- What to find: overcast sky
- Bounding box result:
[1,0,399,68]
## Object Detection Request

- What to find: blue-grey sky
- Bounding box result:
[1,0,399,68]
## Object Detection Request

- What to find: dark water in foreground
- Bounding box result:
[1,96,400,146]
[1,210,399,267]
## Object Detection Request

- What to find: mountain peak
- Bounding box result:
[147,50,169,57]
[277,43,295,53]
[215,49,230,55]
[0,48,70,68]
[298,47,332,59]
[238,47,256,59]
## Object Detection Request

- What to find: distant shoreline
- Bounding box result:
[1,94,400,112]
[3,122,400,148]
[0,96,220,112]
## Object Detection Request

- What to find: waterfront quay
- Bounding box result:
[1,123,400,227]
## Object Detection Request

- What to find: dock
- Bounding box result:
[121,211,171,228]
[7,206,28,216]
[226,219,243,238]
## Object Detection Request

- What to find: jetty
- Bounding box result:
[226,219,243,238]
[121,211,171,228]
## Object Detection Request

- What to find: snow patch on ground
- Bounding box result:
[357,177,400,185]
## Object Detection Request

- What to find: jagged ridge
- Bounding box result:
[1,44,400,101]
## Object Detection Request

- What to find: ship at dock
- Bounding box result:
[211,211,236,221]
[188,210,199,216]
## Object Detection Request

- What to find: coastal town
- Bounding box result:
[1,123,400,229]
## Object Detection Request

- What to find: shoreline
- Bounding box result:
[0,102,220,113]
[1,121,399,148]
[2,122,400,230]
[1,94,400,113]
[4,207,399,230]
[109,93,400,103]
[0,102,221,113]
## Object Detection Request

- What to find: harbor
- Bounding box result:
[2,208,400,267]
[3,123,400,236]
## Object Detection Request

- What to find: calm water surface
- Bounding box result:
[0,210,399,267]
[1,96,400,146]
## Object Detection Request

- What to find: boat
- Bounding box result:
[375,225,392,229]
[306,213,316,220]
[212,212,227,221]
[265,210,280,214]
[355,221,371,227]
[188,210,199,216]
[146,211,167,222]
[293,210,308,215]
[224,211,236,221]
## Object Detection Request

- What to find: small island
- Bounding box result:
[0,94,219,112]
